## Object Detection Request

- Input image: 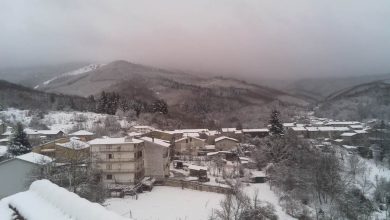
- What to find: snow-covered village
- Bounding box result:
[1,1,390,220]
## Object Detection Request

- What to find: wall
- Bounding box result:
[0,159,37,198]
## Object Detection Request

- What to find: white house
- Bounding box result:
[0,152,53,198]
[89,137,145,185]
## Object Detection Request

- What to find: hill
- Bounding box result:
[0,80,95,112]
[315,80,390,121]
[37,60,309,128]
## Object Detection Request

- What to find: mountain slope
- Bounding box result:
[38,60,309,128]
[0,80,95,111]
[315,80,390,121]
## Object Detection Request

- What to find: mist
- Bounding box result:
[1,0,390,78]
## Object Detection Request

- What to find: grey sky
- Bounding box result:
[1,0,390,78]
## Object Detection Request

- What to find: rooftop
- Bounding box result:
[215,136,238,142]
[70,130,94,136]
[16,152,53,165]
[0,180,130,220]
[89,137,143,145]
[140,137,170,147]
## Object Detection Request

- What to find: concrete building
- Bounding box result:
[69,130,95,141]
[0,152,52,198]
[89,137,144,185]
[174,136,205,156]
[140,137,170,181]
[214,136,239,151]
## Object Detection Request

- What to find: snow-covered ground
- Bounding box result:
[0,108,133,133]
[105,184,295,220]
[34,64,104,89]
[106,186,224,220]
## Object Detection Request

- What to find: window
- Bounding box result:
[107,154,113,159]
[106,164,112,170]
[186,139,189,143]
[106,174,112,180]
[106,145,112,150]
[190,138,192,142]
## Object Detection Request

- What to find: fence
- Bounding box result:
[164,179,232,194]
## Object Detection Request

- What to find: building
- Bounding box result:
[0,180,130,220]
[69,130,95,141]
[131,125,155,134]
[0,152,52,198]
[40,137,90,162]
[89,137,145,185]
[140,137,170,181]
[174,136,205,156]
[214,136,239,151]
[242,128,269,138]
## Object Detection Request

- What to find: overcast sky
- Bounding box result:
[1,0,390,78]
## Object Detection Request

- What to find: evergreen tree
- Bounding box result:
[269,109,284,136]
[152,99,168,114]
[97,91,108,113]
[8,122,31,156]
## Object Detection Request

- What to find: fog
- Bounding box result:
[1,0,390,78]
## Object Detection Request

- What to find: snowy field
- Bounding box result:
[105,184,295,220]
[0,108,132,133]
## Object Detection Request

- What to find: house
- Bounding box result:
[146,130,181,142]
[242,128,269,138]
[52,137,90,162]
[221,128,237,136]
[32,137,69,158]
[140,137,170,181]
[131,125,155,134]
[0,152,52,198]
[0,180,130,220]
[69,130,95,141]
[37,130,65,141]
[188,164,208,177]
[89,137,145,185]
[214,136,239,151]
[174,136,205,156]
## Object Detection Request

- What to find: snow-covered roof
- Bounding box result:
[306,127,319,132]
[317,127,350,131]
[215,136,238,142]
[89,137,143,145]
[56,138,90,150]
[354,130,368,134]
[291,127,306,131]
[0,145,7,156]
[188,164,207,171]
[1,130,12,136]
[133,125,155,129]
[183,132,200,138]
[350,125,364,129]
[342,145,358,150]
[70,130,94,136]
[16,152,53,165]
[242,128,269,133]
[341,132,357,137]
[128,132,142,137]
[0,180,131,220]
[174,129,209,134]
[37,130,63,135]
[326,121,360,126]
[140,137,170,148]
[204,145,215,150]
[222,128,236,132]
[334,139,344,143]
[174,136,205,143]
[207,152,219,156]
[283,123,295,127]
